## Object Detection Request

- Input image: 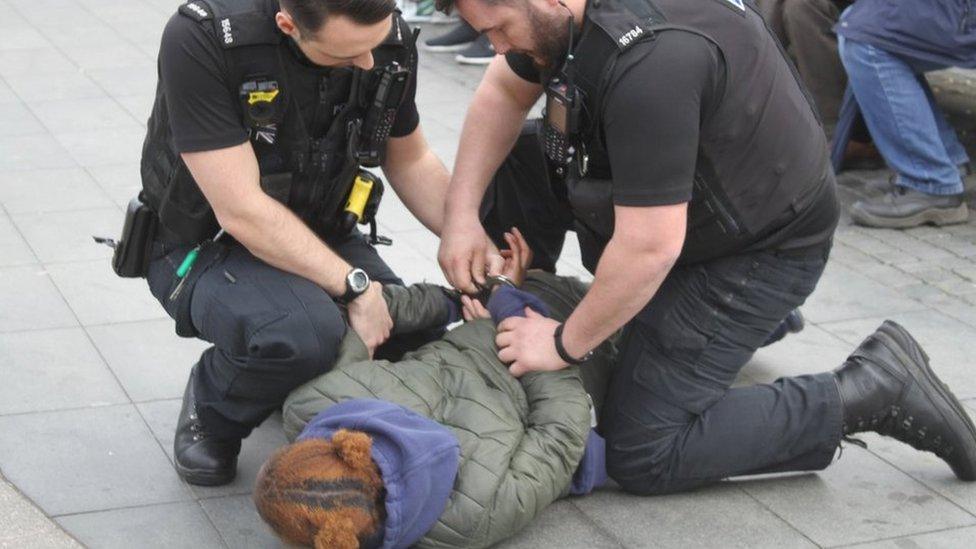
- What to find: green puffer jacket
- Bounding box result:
[282,272,617,549]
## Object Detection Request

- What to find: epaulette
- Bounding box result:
[178,1,213,22]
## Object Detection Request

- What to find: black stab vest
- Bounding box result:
[565,0,828,269]
[140,0,415,244]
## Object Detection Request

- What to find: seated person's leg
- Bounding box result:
[840,36,968,227]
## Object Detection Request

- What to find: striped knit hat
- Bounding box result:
[254,430,385,549]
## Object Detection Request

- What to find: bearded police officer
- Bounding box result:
[437,0,976,493]
[139,0,451,486]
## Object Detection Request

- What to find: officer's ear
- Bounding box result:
[275,10,301,40]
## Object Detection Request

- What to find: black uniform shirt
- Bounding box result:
[158,2,420,154]
[507,29,838,253]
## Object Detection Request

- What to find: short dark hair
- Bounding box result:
[280,0,396,33]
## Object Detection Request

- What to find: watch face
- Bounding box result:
[349,269,370,292]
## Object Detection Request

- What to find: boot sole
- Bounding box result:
[876,320,976,480]
[851,203,969,229]
[175,461,237,486]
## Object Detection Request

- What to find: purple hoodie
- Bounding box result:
[298,399,460,549]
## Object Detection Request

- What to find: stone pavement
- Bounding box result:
[3,1,976,547]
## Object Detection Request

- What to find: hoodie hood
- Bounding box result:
[298,399,461,549]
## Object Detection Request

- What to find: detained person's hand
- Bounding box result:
[438,214,503,294]
[496,308,567,377]
[499,227,533,286]
[347,282,392,358]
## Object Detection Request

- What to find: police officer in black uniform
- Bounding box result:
[140,0,452,485]
[437,0,976,493]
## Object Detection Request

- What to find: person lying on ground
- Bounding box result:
[255,229,614,548]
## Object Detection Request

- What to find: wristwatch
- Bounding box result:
[338,268,370,304]
[554,323,594,365]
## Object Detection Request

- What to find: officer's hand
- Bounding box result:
[347,282,392,358]
[496,308,568,377]
[438,214,499,294]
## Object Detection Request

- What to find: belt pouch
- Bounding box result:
[112,196,158,278]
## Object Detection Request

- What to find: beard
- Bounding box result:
[525,4,571,74]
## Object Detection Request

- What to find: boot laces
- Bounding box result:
[187,405,213,442]
[845,405,953,458]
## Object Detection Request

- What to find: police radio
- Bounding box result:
[355,62,411,168]
[543,3,585,178]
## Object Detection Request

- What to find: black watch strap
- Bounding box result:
[338,268,370,304]
[554,323,593,365]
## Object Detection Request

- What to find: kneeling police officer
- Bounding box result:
[130,0,451,486]
[438,0,976,493]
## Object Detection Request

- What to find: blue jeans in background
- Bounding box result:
[838,35,969,196]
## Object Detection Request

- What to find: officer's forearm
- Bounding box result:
[221,195,351,296]
[561,239,676,359]
[384,128,450,236]
[447,61,538,219]
[560,204,687,360]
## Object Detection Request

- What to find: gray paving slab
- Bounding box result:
[85,65,159,98]
[0,77,17,104]
[0,48,77,78]
[10,207,121,263]
[45,259,167,325]
[86,163,141,208]
[4,70,104,105]
[0,102,49,136]
[39,22,130,51]
[739,447,976,547]
[574,484,817,549]
[0,475,80,549]
[56,501,225,549]
[114,94,155,124]
[496,500,622,549]
[0,27,52,51]
[0,404,193,516]
[53,127,145,168]
[845,525,976,548]
[62,44,152,71]
[0,327,127,415]
[198,495,284,549]
[0,133,76,172]
[739,323,852,386]
[28,97,142,133]
[0,168,114,214]
[138,400,289,499]
[855,431,976,519]
[819,309,976,400]
[86,319,207,402]
[0,213,37,267]
[801,261,928,324]
[0,264,77,332]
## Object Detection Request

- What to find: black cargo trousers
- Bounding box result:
[146,228,439,440]
[481,123,845,495]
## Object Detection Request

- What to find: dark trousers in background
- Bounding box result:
[757,0,850,137]
[146,231,434,440]
[483,126,844,495]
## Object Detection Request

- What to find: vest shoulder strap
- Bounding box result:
[178,1,213,22]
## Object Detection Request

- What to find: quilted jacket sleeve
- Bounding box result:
[482,367,592,544]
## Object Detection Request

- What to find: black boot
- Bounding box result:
[834,320,976,480]
[174,366,241,486]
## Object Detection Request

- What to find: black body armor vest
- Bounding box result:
[140,0,415,244]
[563,0,829,269]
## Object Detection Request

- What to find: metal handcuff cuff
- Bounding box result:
[475,273,517,304]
